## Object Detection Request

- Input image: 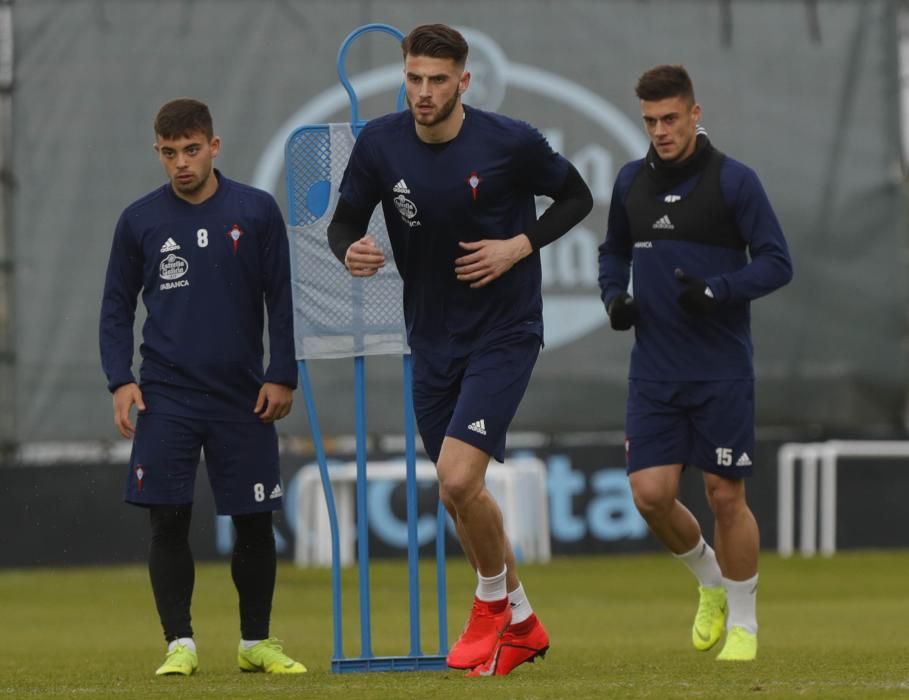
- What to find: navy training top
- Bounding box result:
[337,105,570,357]
[99,171,297,421]
[598,147,793,381]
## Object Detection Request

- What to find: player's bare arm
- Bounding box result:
[254,382,294,422]
[454,234,532,289]
[344,234,386,277]
[112,382,145,439]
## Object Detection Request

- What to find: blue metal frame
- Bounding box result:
[336,22,407,133]
[287,22,448,674]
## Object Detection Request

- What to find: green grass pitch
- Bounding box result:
[1,551,908,698]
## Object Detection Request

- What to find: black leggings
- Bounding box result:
[148,505,194,642]
[231,511,276,640]
[148,506,276,642]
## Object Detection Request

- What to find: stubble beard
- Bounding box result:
[408,90,460,128]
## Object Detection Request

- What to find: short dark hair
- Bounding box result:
[401,24,468,67]
[635,65,695,104]
[154,98,214,140]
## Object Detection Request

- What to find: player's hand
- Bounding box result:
[344,235,385,277]
[675,268,719,314]
[607,291,637,331]
[454,234,532,289]
[112,382,145,439]
[255,383,294,422]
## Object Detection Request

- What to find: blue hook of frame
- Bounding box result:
[336,23,407,132]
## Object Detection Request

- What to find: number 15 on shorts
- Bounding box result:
[716,448,733,466]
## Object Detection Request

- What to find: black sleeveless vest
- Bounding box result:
[625,145,745,250]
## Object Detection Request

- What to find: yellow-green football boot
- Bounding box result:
[716,626,757,661]
[155,643,198,676]
[692,585,727,651]
[238,638,307,674]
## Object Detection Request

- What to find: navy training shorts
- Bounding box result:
[624,378,755,477]
[411,333,541,464]
[125,412,284,515]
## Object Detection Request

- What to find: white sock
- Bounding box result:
[169,637,195,653]
[723,574,758,634]
[241,639,264,649]
[508,582,534,624]
[673,537,723,587]
[475,566,507,602]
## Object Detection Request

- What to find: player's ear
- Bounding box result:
[459,70,470,95]
[210,136,221,158]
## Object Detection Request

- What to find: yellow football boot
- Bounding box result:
[155,644,198,676]
[692,585,727,651]
[237,638,307,674]
[716,626,758,661]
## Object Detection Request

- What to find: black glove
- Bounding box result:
[675,268,719,314]
[607,291,636,330]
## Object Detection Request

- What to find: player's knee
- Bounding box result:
[631,483,674,520]
[705,479,746,518]
[438,488,457,517]
[232,511,275,548]
[438,473,483,511]
[149,504,193,545]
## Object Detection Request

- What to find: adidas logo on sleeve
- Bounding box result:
[392,179,410,194]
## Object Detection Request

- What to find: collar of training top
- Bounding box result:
[644,133,714,189]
